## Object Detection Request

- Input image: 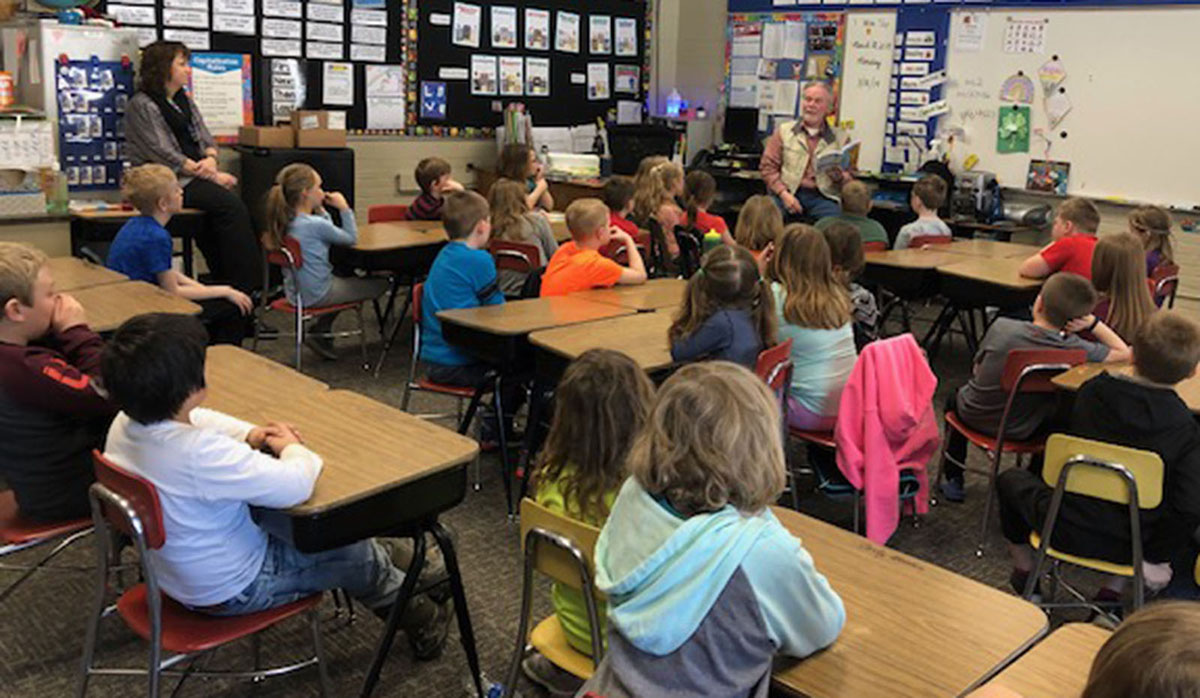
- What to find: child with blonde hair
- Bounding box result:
[107,163,250,345]
[734,194,784,277]
[632,160,684,257]
[1128,205,1176,279]
[487,178,558,296]
[669,246,775,369]
[771,224,857,431]
[1091,232,1156,343]
[540,199,646,297]
[1083,602,1200,698]
[579,361,844,697]
[523,349,655,696]
[262,163,389,359]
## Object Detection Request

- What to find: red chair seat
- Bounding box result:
[945,412,1046,454]
[0,490,90,545]
[415,377,479,399]
[116,584,321,654]
[787,428,836,450]
[269,297,360,317]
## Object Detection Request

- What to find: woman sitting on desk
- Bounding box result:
[759,81,852,223]
[124,41,261,294]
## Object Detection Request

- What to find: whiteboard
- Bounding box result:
[943,6,1200,208]
[838,10,896,173]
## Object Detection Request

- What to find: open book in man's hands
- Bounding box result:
[815,141,860,174]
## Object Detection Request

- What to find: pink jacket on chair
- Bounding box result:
[834,334,939,544]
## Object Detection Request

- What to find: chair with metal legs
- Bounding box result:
[0,490,92,604]
[78,452,330,698]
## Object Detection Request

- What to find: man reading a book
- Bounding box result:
[759,81,855,222]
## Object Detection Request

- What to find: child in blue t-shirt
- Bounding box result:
[421,190,522,443]
[107,164,250,345]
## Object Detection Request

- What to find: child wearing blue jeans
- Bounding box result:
[100,313,451,658]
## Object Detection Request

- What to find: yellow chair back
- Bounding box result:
[519,498,604,594]
[1043,434,1164,509]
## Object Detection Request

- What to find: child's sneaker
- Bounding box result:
[401,595,454,661]
[521,652,584,698]
[939,477,966,503]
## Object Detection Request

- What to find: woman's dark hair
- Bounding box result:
[102,313,208,425]
[138,41,189,97]
[497,143,535,181]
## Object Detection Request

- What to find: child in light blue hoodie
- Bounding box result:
[581,361,844,698]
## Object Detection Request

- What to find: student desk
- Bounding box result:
[770,508,1048,698]
[438,296,636,367]
[982,623,1109,698]
[1052,362,1200,414]
[925,257,1044,357]
[529,310,676,381]
[47,256,127,291]
[472,167,606,211]
[202,351,484,696]
[72,281,201,333]
[569,278,688,311]
[70,208,204,276]
[941,239,1040,260]
[863,248,964,301]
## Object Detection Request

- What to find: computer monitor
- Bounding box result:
[723,108,760,150]
[607,124,678,175]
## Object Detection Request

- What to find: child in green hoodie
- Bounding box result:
[581,361,845,697]
[525,348,655,697]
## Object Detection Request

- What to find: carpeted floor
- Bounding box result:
[2,301,1113,697]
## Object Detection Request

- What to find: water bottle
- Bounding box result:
[666,89,683,118]
[463,672,514,698]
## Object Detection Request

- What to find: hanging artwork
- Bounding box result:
[997,105,1030,154]
[1027,160,1070,195]
[999,71,1034,104]
[1045,87,1072,128]
[1038,56,1066,95]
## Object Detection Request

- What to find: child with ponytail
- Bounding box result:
[632,160,684,257]
[263,163,388,359]
[669,245,776,369]
[680,170,732,247]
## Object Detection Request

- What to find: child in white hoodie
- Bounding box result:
[581,361,845,697]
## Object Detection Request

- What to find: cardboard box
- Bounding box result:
[289,110,347,148]
[238,125,294,148]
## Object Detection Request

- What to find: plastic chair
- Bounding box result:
[1151,263,1180,309]
[862,241,887,252]
[1024,434,1163,621]
[674,226,703,278]
[601,231,650,266]
[367,204,409,223]
[908,234,952,248]
[644,218,669,277]
[933,348,1088,556]
[503,498,605,698]
[0,490,92,604]
[79,452,328,697]
[489,239,542,299]
[400,284,515,508]
[257,236,374,372]
[754,340,801,510]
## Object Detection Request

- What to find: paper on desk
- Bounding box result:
[571,123,598,152]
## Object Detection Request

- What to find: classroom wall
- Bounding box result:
[346,137,498,220]
[649,0,727,147]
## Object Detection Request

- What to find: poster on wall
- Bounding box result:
[587,62,609,100]
[556,11,580,53]
[525,8,550,50]
[526,56,549,96]
[365,64,405,129]
[188,53,251,141]
[452,2,482,48]
[499,55,523,96]
[491,6,517,49]
[615,17,637,57]
[589,15,611,55]
[470,54,498,95]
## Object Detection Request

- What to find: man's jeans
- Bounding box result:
[773,187,840,223]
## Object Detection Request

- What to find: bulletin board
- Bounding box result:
[942,5,1200,206]
[56,58,136,191]
[100,0,406,132]
[409,0,651,134]
[722,10,846,141]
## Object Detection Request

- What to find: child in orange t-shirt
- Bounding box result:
[540,199,647,297]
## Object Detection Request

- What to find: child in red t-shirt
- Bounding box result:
[680,170,732,246]
[603,176,639,237]
[1019,198,1101,280]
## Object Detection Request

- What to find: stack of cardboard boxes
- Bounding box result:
[238,110,348,149]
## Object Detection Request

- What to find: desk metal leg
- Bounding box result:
[182,234,194,278]
[430,521,483,698]
[921,303,958,358]
[360,533,426,698]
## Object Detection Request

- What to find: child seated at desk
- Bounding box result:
[679,170,732,247]
[406,156,464,221]
[1091,232,1156,344]
[1128,205,1176,280]
[579,361,844,698]
[263,163,389,360]
[101,313,452,657]
[892,175,951,250]
[939,273,1131,503]
[523,349,655,696]
[772,224,857,432]
[488,178,558,297]
[540,199,646,297]
[0,242,115,522]
[498,143,553,211]
[814,179,888,248]
[669,246,775,369]
[1019,198,1101,280]
[734,194,784,278]
[604,176,639,237]
[632,160,684,258]
[822,221,879,349]
[106,164,250,346]
[997,311,1200,603]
